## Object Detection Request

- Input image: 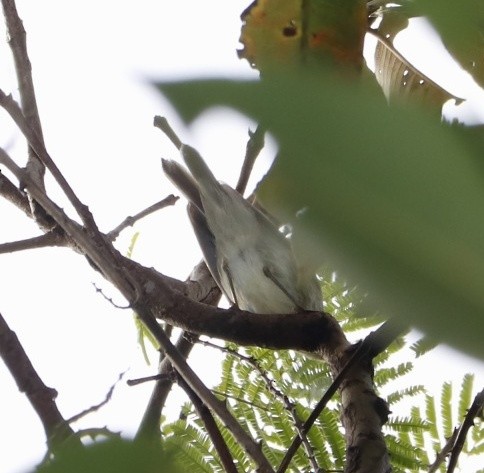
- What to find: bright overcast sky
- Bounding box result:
[0,2,483,473]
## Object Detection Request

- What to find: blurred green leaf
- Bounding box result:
[156,73,484,359]
[36,439,182,473]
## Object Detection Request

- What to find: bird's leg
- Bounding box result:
[222,259,239,308]
[262,265,304,311]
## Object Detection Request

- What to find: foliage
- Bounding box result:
[160,273,482,472]
[35,439,182,473]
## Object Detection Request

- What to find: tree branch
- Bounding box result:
[107,194,179,241]
[0,231,66,254]
[0,169,31,215]
[277,319,407,473]
[0,147,137,298]
[136,262,221,440]
[236,125,265,194]
[428,428,459,473]
[0,312,81,450]
[1,0,45,184]
[177,373,239,473]
[0,90,104,238]
[135,265,344,353]
[66,372,125,425]
[447,388,484,473]
[133,306,275,473]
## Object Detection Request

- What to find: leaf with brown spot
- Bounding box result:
[239,0,367,74]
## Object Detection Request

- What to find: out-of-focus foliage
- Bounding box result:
[35,439,182,473]
[158,73,484,359]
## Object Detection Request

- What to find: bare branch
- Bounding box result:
[0,231,66,254]
[0,312,81,450]
[138,270,343,353]
[0,169,30,215]
[67,372,126,425]
[107,194,179,241]
[1,0,45,185]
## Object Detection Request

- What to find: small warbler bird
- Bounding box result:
[162,144,322,314]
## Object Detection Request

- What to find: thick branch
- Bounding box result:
[138,267,344,353]
[0,312,80,450]
[278,319,406,473]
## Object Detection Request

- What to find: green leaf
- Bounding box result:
[36,439,182,473]
[458,374,474,420]
[156,74,484,358]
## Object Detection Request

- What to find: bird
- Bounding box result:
[162,144,322,314]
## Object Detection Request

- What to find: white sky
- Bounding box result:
[0,2,483,472]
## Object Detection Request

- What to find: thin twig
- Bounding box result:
[127,373,172,387]
[107,194,179,241]
[135,261,220,441]
[447,388,484,473]
[177,373,239,473]
[428,428,459,473]
[236,125,265,195]
[67,372,126,424]
[0,231,66,254]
